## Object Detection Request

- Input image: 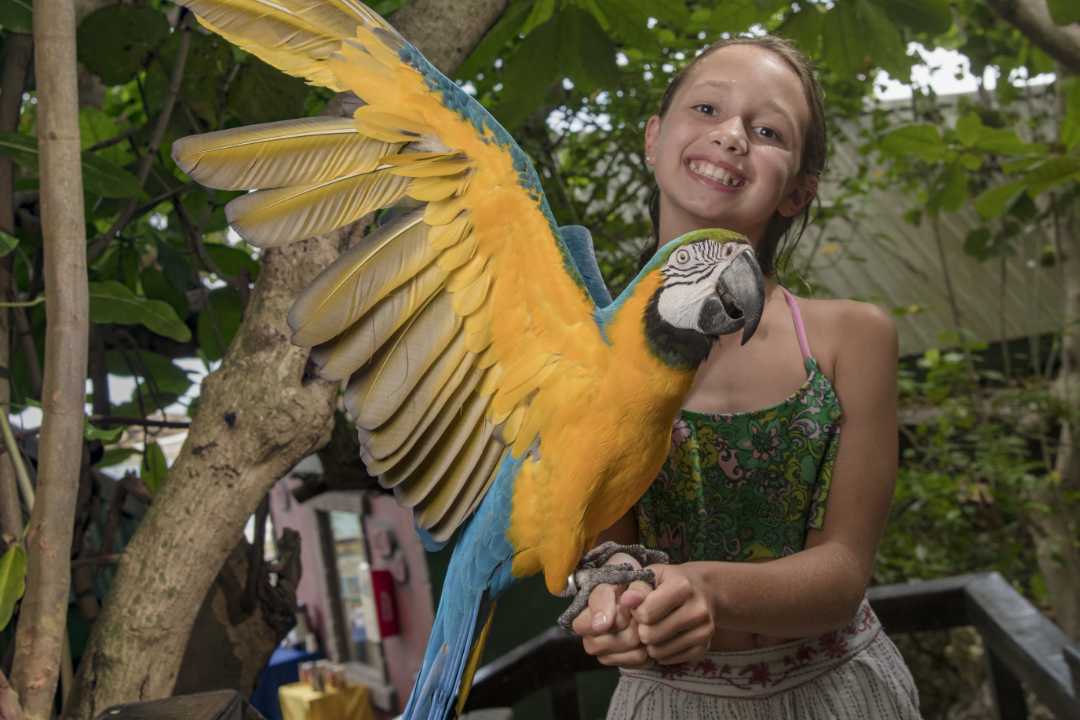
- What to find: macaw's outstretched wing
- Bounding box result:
[173,0,608,543]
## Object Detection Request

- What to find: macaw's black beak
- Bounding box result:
[716,247,765,345]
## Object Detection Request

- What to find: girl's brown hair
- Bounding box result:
[642,36,827,276]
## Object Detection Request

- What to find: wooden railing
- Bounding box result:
[465,572,1080,720]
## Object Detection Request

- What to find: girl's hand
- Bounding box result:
[632,563,715,665]
[570,554,653,667]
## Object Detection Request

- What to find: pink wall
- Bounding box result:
[269,478,332,644]
[364,493,436,710]
[268,478,435,714]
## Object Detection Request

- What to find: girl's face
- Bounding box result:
[644,44,817,247]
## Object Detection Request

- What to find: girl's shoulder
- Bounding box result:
[785,294,897,382]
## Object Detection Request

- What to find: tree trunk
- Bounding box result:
[0,32,33,542]
[175,529,303,697]
[64,2,508,717]
[12,2,88,719]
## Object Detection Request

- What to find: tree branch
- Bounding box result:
[13,2,88,718]
[0,668,22,720]
[0,31,33,542]
[985,0,1080,74]
[65,3,511,717]
[89,416,191,430]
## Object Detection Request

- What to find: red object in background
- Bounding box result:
[370,569,400,638]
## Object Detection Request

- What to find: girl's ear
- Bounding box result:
[779,174,818,217]
[644,115,661,164]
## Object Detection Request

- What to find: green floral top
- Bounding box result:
[636,357,842,564]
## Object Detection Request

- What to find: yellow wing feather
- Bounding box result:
[174,0,606,545]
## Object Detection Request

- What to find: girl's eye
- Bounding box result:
[755,126,781,142]
[692,103,716,116]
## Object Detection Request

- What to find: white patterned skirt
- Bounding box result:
[607,600,921,719]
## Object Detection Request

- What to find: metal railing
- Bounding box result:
[465,572,1080,720]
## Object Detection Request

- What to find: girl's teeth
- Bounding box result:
[689,160,744,187]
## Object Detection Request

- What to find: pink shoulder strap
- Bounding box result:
[780,287,812,362]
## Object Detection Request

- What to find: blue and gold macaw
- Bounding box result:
[172,1,764,717]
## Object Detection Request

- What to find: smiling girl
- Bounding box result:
[570,37,922,719]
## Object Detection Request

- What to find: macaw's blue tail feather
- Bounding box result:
[403,453,522,719]
[416,524,448,553]
[402,584,494,719]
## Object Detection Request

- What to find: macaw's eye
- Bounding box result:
[675,249,690,265]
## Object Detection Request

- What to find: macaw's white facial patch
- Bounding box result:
[656,239,741,333]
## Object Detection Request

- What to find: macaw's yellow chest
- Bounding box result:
[506,280,697,594]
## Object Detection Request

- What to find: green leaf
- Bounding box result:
[929,161,967,214]
[0,132,143,198]
[879,123,947,162]
[779,5,825,58]
[954,111,981,144]
[962,227,1011,261]
[0,543,26,632]
[81,152,144,199]
[1047,0,1080,25]
[0,0,32,32]
[89,281,193,342]
[155,241,197,301]
[707,0,774,35]
[520,0,557,37]
[973,180,1026,219]
[0,131,38,173]
[84,421,124,443]
[146,31,233,127]
[491,15,563,129]
[227,58,309,124]
[1061,77,1080,152]
[859,0,913,79]
[636,0,689,27]
[197,287,245,361]
[955,113,1043,156]
[77,4,170,85]
[0,230,17,257]
[97,447,140,469]
[593,0,658,53]
[106,350,193,396]
[80,107,133,168]
[562,7,619,94]
[141,441,168,495]
[457,0,534,78]
[204,244,260,280]
[1022,155,1080,196]
[821,1,869,77]
[871,0,952,36]
[140,267,190,319]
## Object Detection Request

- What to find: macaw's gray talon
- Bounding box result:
[579,540,670,570]
[556,563,658,631]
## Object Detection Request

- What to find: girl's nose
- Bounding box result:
[710,117,749,154]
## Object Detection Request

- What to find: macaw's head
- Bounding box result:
[643,228,765,369]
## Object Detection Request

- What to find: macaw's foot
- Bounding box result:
[556,541,670,631]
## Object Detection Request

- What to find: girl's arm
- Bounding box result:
[633,301,899,659]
